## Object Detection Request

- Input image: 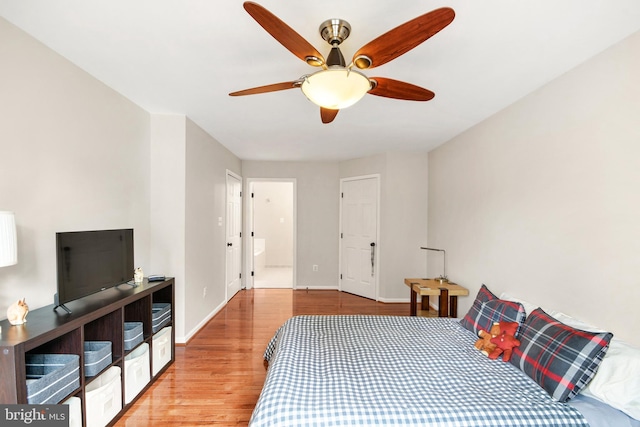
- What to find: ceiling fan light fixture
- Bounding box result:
[300,68,371,110]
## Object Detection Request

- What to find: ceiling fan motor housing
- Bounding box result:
[326,46,346,67]
[319,19,351,45]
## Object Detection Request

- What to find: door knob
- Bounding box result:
[227,243,233,247]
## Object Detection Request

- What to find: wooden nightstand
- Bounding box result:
[404,278,469,318]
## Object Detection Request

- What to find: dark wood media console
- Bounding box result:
[0,278,175,426]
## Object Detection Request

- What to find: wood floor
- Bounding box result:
[115,289,410,426]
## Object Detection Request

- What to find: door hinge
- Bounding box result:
[240,191,242,197]
[251,271,254,277]
[239,232,242,238]
[239,273,242,279]
[340,274,342,280]
[251,192,254,198]
[251,231,254,237]
[341,192,344,198]
[340,232,343,238]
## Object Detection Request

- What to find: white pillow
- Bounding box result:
[498,296,640,420]
[498,292,538,317]
[581,339,640,420]
[544,311,640,421]
[550,311,605,332]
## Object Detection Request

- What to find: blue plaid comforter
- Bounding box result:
[249,316,589,427]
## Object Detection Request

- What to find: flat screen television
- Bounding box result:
[55,228,134,312]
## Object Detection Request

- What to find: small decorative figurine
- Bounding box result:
[7,298,29,325]
[134,267,144,284]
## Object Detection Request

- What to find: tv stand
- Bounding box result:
[53,303,72,314]
[0,278,175,427]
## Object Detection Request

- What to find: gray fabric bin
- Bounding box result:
[25,354,80,404]
[152,303,171,333]
[84,341,112,377]
[124,322,143,351]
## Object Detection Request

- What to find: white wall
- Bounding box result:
[242,161,339,288]
[150,115,242,343]
[340,152,429,302]
[149,114,186,339]
[428,31,640,346]
[0,18,243,345]
[0,17,151,316]
[243,154,429,301]
[185,118,241,339]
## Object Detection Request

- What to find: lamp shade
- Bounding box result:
[300,68,371,110]
[0,211,18,267]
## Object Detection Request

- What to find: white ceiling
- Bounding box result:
[1,1,639,161]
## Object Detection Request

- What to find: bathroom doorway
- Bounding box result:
[249,179,295,289]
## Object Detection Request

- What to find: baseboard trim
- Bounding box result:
[177,299,226,344]
[294,285,339,290]
[377,297,411,303]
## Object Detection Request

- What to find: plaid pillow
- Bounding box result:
[460,285,525,336]
[510,308,613,402]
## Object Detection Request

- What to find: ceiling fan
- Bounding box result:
[229,2,455,124]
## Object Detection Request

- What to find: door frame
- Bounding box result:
[244,178,297,289]
[339,174,381,300]
[225,169,243,302]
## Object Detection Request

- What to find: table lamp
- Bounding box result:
[420,247,447,282]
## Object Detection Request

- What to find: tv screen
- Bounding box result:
[56,228,134,307]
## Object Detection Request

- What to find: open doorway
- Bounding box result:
[249,180,295,288]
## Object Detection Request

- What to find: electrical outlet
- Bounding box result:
[203,287,207,298]
[313,265,318,272]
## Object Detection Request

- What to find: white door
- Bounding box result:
[340,175,379,300]
[226,171,242,300]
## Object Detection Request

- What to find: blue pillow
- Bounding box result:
[460,284,526,336]
[510,308,613,402]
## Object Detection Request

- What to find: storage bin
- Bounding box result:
[62,396,82,427]
[25,354,80,404]
[85,366,122,427]
[124,342,150,404]
[84,341,112,377]
[124,322,143,351]
[151,303,171,333]
[152,326,172,376]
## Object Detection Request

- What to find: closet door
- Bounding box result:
[340,175,379,300]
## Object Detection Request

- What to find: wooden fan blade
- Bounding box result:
[368,78,435,101]
[243,2,325,66]
[320,108,339,124]
[229,81,299,96]
[352,7,455,69]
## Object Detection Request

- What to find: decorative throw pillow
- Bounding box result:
[510,308,613,403]
[460,285,526,336]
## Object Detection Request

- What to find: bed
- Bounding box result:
[249,286,640,427]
